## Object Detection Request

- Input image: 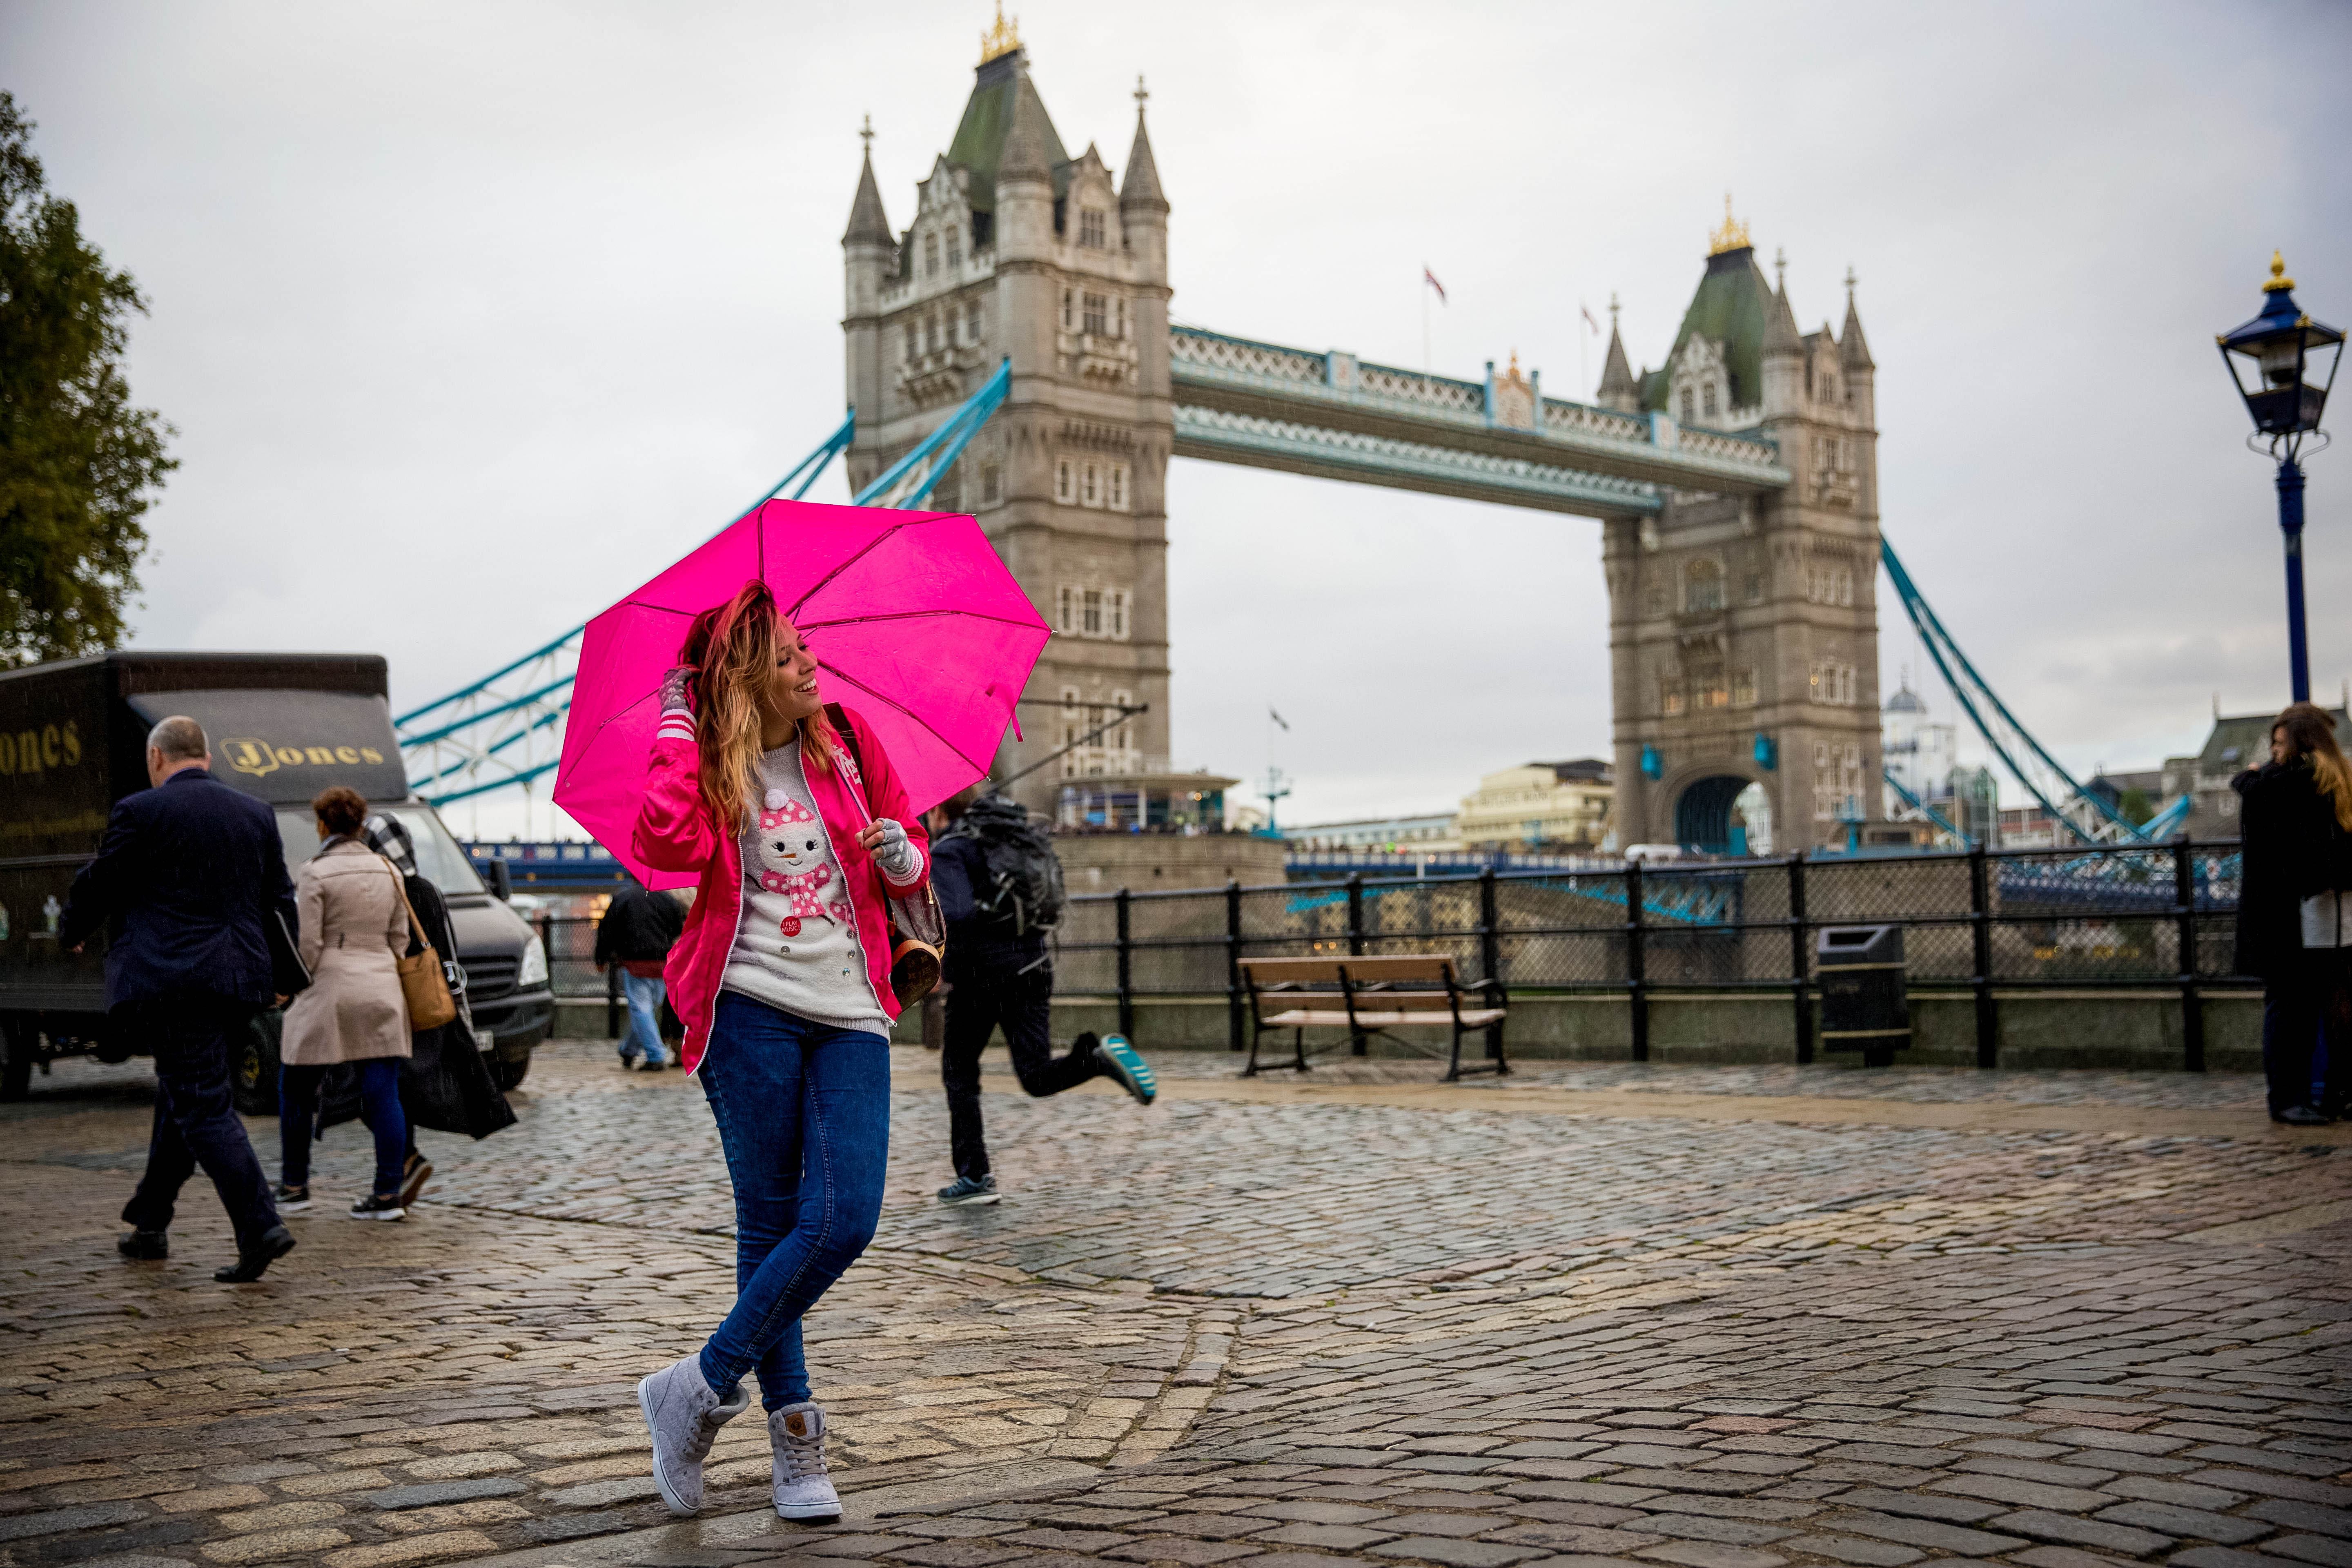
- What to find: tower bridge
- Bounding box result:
[844,25,1886,851]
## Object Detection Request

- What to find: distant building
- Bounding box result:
[1285,814,1461,853]
[1455,760,1615,851]
[1882,681,1956,809]
[2161,703,2352,840]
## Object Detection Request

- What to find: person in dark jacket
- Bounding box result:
[2232,702,2352,1124]
[595,873,685,1070]
[929,788,1154,1207]
[59,715,298,1282]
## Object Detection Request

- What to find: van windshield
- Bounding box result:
[272,803,487,897]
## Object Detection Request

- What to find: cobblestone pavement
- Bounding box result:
[2,1039,2346,1568]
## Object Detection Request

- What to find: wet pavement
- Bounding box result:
[1,1038,2345,1568]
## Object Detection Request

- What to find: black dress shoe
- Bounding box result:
[2274,1105,2331,1126]
[117,1228,169,1261]
[214,1224,296,1283]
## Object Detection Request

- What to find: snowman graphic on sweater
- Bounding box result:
[751,789,855,949]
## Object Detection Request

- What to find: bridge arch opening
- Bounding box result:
[1675,776,1773,857]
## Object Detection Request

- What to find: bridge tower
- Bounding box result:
[1596,206,1884,852]
[843,20,1175,819]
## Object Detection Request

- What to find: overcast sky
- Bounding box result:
[8,0,2350,834]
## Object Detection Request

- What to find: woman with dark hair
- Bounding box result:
[276,786,415,1218]
[629,579,931,1524]
[2232,702,2352,1124]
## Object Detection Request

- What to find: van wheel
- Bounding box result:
[492,1049,531,1091]
[233,1013,282,1117]
[0,1018,32,1102]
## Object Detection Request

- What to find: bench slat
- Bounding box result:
[1262,1008,1508,1029]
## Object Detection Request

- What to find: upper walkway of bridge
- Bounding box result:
[1168,325,1791,518]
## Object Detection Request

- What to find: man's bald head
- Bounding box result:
[148,716,207,762]
[145,717,209,786]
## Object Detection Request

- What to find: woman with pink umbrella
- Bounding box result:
[627,579,929,1525]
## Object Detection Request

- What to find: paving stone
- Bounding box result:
[0,1502,147,1542]
[1252,1521,1398,1549]
[883,1542,1033,1568]
[2250,1501,2352,1539]
[1630,1544,1786,1568]
[2093,1499,2272,1544]
[1826,1512,2028,1555]
[1245,1501,1395,1527]
[1986,1509,2175,1555]
[1368,1539,1541,1567]
[363,1478,527,1511]
[2262,1536,2352,1568]
[1769,1536,1920,1566]
[1098,1540,1263,1565]
[1933,1474,2114,1512]
[1824,1488,2004,1525]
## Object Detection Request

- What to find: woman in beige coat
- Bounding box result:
[276,786,415,1220]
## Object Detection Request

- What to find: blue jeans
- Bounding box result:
[281,1059,408,1196]
[119,998,278,1250]
[621,970,670,1067]
[697,991,889,1410]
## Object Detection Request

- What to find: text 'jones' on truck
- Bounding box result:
[0,652,552,1106]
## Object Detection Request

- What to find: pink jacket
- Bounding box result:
[632,704,930,1074]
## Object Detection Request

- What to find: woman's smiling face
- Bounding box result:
[765,615,823,724]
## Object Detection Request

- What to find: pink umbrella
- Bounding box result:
[553,498,1049,889]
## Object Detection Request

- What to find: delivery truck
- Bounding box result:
[0,651,552,1105]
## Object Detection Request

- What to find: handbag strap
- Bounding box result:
[378,855,431,955]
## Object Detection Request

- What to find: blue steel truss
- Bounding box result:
[398,364,1010,808]
[1881,538,2158,848]
[1882,766,1975,849]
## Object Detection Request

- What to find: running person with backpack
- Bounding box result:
[929,786,1153,1206]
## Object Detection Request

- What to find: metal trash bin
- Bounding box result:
[1816,924,1909,1067]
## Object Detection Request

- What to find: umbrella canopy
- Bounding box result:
[554,498,1049,888]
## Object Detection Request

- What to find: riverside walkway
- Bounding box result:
[2,1042,2346,1568]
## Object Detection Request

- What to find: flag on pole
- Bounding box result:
[1269,707,1291,731]
[1422,266,1446,305]
[1581,301,1600,334]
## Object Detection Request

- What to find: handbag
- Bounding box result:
[826,703,945,1008]
[380,858,459,1030]
[265,907,311,999]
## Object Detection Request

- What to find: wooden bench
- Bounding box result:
[1238,954,1508,1082]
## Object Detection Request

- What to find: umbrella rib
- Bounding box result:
[796,608,1049,633]
[818,662,996,775]
[781,515,922,616]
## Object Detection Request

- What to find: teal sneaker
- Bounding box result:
[1094,1034,1156,1106]
[937,1174,1000,1206]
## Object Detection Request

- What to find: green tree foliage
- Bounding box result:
[2117,786,2154,827]
[0,91,175,668]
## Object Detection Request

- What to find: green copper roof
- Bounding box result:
[945,52,1071,215]
[1643,246,1775,415]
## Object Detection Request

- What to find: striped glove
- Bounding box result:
[657,666,695,742]
[867,818,922,886]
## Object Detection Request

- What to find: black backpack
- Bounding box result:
[944,795,1065,938]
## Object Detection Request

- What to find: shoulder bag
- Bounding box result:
[380,857,459,1030]
[825,703,945,1008]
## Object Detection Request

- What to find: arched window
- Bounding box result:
[923,232,939,277]
[1680,388,1695,423]
[1701,383,1718,420]
[1684,557,1724,613]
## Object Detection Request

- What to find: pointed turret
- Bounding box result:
[842,132,893,248]
[1839,269,1874,370]
[998,67,1055,187]
[1120,77,1167,216]
[1760,274,1804,418]
[1597,294,1637,412]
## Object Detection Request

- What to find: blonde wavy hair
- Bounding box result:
[681,580,843,830]
[2278,701,2352,832]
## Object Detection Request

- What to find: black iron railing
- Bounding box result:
[1047,841,2250,1070]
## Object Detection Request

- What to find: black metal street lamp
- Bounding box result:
[2218,252,2343,703]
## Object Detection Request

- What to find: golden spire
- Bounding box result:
[979,1,1021,64]
[1708,192,1752,256]
[2263,249,2296,293]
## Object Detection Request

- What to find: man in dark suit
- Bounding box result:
[62,715,300,1282]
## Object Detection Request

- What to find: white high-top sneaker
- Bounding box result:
[769,1401,840,1521]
